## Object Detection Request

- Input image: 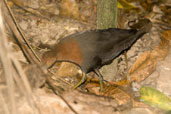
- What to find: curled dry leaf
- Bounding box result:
[139,0,162,11]
[129,30,171,82]
[59,0,96,22]
[162,30,171,41]
[105,87,131,105]
[160,5,171,25]
[86,80,132,106]
[129,51,157,82]
[46,62,81,90]
[11,0,24,6]
[54,62,80,77]
[151,37,170,61]
[132,99,150,108]
[59,0,80,20]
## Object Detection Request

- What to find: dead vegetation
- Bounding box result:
[0,0,171,114]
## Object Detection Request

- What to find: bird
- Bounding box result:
[42,19,152,91]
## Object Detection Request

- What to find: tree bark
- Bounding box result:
[97,0,118,81]
[97,0,117,29]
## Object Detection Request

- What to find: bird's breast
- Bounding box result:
[56,38,84,66]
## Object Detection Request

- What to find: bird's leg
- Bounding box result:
[94,69,104,91]
[124,51,130,80]
[72,72,86,89]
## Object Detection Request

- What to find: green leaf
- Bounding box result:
[117,0,137,9]
[140,86,171,111]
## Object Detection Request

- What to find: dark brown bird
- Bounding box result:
[42,19,152,91]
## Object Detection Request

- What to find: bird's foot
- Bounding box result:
[72,73,86,89]
[99,79,104,92]
[94,69,104,92]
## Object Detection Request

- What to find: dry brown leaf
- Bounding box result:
[54,62,80,77]
[59,0,96,22]
[151,37,170,61]
[59,0,80,20]
[11,0,24,6]
[110,79,130,86]
[160,5,171,25]
[47,62,84,91]
[86,80,132,105]
[104,87,131,105]
[85,78,100,87]
[7,1,14,7]
[151,30,171,61]
[162,30,171,41]
[129,30,171,82]
[132,99,150,108]
[139,0,161,11]
[129,51,157,82]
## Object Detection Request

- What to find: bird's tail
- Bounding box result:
[131,19,152,38]
[123,19,152,50]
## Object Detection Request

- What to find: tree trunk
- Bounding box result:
[97,0,117,29]
[97,0,118,81]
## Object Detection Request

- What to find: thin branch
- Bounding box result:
[3,0,41,63]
